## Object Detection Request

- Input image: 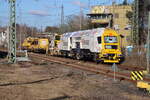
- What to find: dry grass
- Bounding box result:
[0,58,150,100]
[123,46,147,69]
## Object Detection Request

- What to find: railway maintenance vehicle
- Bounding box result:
[58,28,124,63]
[49,34,61,55]
[22,37,49,54]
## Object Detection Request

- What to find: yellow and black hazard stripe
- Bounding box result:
[131,71,144,81]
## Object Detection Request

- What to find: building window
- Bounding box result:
[114,13,119,18]
[114,24,119,30]
[124,25,131,30]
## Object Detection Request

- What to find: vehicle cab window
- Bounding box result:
[97,36,101,44]
[104,36,117,43]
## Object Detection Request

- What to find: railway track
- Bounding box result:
[0,48,145,70]
[29,53,140,84]
[0,48,149,83]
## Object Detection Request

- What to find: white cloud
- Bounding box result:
[72,1,87,8]
[29,10,50,16]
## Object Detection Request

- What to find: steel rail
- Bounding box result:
[0,48,146,71]
[29,53,136,83]
[0,48,149,83]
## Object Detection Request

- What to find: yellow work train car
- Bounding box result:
[99,28,123,63]
[49,34,61,55]
[22,37,35,51]
[22,37,49,54]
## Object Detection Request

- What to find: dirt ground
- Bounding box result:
[0,58,150,100]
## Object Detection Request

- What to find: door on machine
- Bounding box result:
[76,42,80,49]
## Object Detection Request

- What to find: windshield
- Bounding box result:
[104,36,117,43]
[41,40,48,45]
[55,35,60,40]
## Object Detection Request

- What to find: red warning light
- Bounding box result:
[109,33,112,36]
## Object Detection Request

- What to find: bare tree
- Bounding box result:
[62,14,92,32]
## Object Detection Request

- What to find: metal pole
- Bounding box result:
[60,4,64,33]
[147,12,150,73]
[112,0,115,28]
[88,0,90,8]
[8,0,16,63]
[136,0,139,46]
[114,65,116,81]
[79,7,82,30]
[132,0,139,45]
[19,7,22,50]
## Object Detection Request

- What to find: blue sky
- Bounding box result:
[0,0,133,29]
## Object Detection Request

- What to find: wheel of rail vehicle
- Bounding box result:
[70,51,75,59]
[93,53,98,61]
[93,53,101,64]
[75,53,83,60]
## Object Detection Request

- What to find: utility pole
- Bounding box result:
[79,7,82,30]
[8,0,16,63]
[88,0,90,8]
[147,12,150,73]
[79,7,83,30]
[132,0,139,45]
[60,4,64,33]
[112,0,116,28]
[19,6,22,50]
